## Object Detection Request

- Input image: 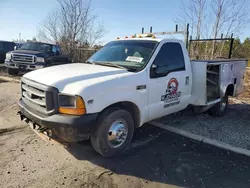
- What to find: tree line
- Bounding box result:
[37,0,105,61]
[189,37,250,62]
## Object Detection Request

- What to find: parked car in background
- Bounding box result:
[5,42,72,75]
[0,41,16,63]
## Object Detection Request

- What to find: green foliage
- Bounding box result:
[189,37,250,61]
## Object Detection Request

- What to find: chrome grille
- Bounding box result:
[13,54,34,63]
[21,78,58,115]
[22,82,46,111]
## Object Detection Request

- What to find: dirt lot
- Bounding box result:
[0,69,250,188]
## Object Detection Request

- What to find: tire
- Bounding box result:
[45,61,52,67]
[91,108,134,157]
[7,68,19,76]
[209,93,228,117]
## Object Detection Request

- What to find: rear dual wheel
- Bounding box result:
[209,93,228,117]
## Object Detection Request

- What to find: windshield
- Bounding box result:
[88,40,158,70]
[20,43,52,52]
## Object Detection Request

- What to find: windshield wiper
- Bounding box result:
[126,67,140,72]
[85,60,95,64]
[94,62,126,69]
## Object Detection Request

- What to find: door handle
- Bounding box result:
[136,85,146,90]
[185,76,189,85]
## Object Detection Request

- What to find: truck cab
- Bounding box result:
[18,36,246,157]
[85,38,192,123]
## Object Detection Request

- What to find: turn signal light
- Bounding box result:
[59,96,86,115]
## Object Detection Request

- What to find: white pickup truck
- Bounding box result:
[18,36,248,157]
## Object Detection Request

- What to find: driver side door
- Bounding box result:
[50,45,69,65]
[147,41,191,121]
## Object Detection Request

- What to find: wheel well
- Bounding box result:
[227,84,234,96]
[101,102,141,128]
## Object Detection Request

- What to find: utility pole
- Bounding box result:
[19,33,21,42]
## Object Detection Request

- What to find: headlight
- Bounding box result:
[6,53,12,60]
[36,57,45,63]
[58,94,86,115]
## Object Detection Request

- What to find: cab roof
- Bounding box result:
[111,37,184,44]
[115,37,162,42]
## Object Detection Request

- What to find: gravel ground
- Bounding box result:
[157,101,250,150]
[157,69,250,150]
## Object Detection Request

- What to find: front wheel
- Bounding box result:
[7,68,19,76]
[209,93,228,117]
[91,108,134,157]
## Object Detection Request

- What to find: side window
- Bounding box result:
[56,46,61,54]
[52,46,57,53]
[153,42,185,73]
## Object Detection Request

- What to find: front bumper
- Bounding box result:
[18,99,98,142]
[5,60,44,70]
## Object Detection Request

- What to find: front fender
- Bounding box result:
[85,87,148,126]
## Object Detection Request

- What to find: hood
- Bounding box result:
[11,50,48,57]
[23,63,131,91]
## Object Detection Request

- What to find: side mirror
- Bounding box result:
[14,46,17,50]
[151,63,169,77]
[150,64,160,78]
[151,64,158,70]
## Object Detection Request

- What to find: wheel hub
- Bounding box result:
[107,121,128,148]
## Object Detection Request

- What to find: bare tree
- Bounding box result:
[210,0,248,58]
[176,0,249,59]
[175,0,207,39]
[175,0,207,59]
[37,0,106,57]
[211,0,248,38]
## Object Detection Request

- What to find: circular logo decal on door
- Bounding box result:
[166,78,179,95]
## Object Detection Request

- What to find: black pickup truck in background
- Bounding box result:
[0,41,16,63]
[5,42,72,75]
